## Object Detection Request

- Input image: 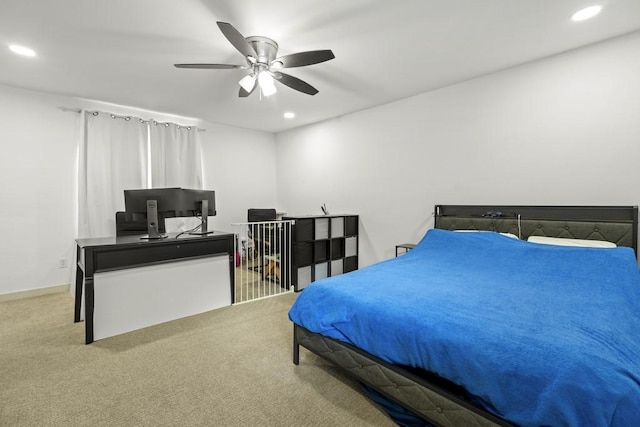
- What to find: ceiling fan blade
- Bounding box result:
[217,21,258,59]
[174,63,247,69]
[272,50,335,68]
[272,72,319,96]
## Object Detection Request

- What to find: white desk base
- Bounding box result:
[93,255,230,341]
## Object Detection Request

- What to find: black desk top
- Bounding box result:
[76,231,234,249]
[282,214,357,219]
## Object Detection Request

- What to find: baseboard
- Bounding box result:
[0,284,69,302]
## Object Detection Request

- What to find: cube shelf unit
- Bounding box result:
[283,214,359,291]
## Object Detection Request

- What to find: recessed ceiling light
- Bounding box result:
[9,44,36,57]
[284,112,295,119]
[571,5,602,22]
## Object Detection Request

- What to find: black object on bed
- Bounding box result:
[290,205,640,426]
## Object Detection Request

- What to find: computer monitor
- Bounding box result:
[123,188,182,239]
[181,189,216,235]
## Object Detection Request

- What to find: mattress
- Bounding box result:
[288,229,640,426]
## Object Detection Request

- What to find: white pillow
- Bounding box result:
[527,235,616,248]
[453,230,519,239]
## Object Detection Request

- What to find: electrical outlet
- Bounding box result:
[58,258,68,268]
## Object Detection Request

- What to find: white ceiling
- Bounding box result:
[2,0,640,133]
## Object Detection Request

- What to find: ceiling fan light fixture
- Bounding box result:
[239,74,256,92]
[258,71,277,97]
[175,22,334,98]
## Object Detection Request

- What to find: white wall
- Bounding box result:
[0,85,79,296]
[200,123,277,229]
[276,31,640,266]
[0,84,276,296]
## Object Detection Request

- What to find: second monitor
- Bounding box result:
[181,189,216,235]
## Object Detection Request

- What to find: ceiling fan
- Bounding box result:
[174,22,335,98]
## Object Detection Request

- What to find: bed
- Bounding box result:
[288,205,640,426]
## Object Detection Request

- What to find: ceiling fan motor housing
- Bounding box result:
[246,36,279,66]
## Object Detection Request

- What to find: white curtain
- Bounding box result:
[150,121,203,189]
[78,111,149,238]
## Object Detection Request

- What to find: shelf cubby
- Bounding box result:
[284,214,359,291]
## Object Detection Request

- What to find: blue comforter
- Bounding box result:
[288,229,640,426]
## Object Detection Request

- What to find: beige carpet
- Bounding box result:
[0,292,395,427]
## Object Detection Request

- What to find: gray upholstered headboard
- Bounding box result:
[434,205,638,256]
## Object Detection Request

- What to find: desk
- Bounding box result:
[75,231,235,344]
[395,243,416,257]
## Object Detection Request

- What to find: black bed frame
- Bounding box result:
[292,205,638,426]
[434,205,638,256]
